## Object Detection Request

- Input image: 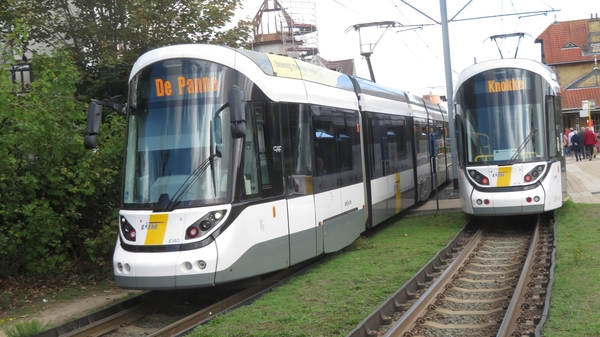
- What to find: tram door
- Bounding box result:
[281,103,319,265]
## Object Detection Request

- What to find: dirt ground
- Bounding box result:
[1,288,141,337]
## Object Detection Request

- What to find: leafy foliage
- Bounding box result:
[3,319,52,337]
[0,1,251,280]
[0,49,124,276]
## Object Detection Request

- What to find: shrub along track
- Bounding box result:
[348,213,555,337]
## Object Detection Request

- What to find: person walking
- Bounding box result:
[567,128,575,158]
[583,127,596,161]
[563,128,571,157]
[580,127,588,159]
[571,131,583,162]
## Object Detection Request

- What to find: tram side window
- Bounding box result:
[414,120,429,165]
[242,106,259,196]
[255,107,271,186]
[546,96,558,157]
[370,113,409,178]
[287,104,313,196]
[312,105,361,192]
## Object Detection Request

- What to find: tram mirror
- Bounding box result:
[84,101,103,149]
[228,85,246,139]
[84,134,97,150]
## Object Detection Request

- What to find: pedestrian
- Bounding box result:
[583,127,596,161]
[571,131,583,162]
[563,129,571,157]
[580,127,588,159]
[567,128,575,158]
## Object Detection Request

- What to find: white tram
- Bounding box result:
[85,44,450,289]
[453,58,567,216]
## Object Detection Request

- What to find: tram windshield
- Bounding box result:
[122,59,237,209]
[456,68,547,165]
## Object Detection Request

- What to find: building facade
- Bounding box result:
[535,14,600,133]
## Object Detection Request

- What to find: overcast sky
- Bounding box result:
[237,0,598,97]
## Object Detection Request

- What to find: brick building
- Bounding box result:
[535,14,600,133]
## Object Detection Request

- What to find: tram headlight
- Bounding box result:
[212,211,224,220]
[209,210,227,221]
[200,220,212,231]
[534,196,540,202]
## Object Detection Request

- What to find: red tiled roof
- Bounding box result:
[561,87,600,110]
[535,19,598,65]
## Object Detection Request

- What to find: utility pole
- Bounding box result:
[439,0,458,190]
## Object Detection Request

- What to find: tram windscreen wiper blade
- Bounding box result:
[507,128,537,165]
[161,153,220,212]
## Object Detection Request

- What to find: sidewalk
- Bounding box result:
[564,155,600,203]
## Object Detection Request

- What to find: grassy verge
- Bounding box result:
[191,211,468,337]
[542,201,600,337]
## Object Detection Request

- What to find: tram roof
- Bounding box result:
[454,58,560,94]
[130,44,411,108]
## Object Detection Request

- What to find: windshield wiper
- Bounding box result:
[507,109,537,165]
[161,153,221,212]
[160,105,227,212]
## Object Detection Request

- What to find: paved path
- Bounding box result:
[564,155,600,204]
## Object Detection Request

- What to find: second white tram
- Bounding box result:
[453,58,567,216]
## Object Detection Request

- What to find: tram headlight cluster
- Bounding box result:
[468,170,489,185]
[120,216,136,242]
[185,210,227,240]
[524,165,545,183]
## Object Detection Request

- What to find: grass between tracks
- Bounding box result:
[191,201,600,337]
[542,201,600,337]
[191,211,468,337]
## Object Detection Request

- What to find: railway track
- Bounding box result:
[349,213,555,337]
[35,258,319,337]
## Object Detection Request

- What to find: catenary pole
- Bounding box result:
[439,0,459,190]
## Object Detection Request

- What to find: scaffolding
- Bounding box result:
[252,0,319,61]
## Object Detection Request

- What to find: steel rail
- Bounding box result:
[497,215,543,336]
[384,227,486,336]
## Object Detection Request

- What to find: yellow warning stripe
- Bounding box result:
[145,213,168,245]
[496,166,512,187]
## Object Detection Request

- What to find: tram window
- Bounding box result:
[546,96,558,157]
[312,105,361,191]
[287,104,313,196]
[369,114,409,178]
[255,111,271,186]
[242,106,258,196]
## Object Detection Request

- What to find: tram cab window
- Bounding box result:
[242,106,259,196]
[286,104,313,196]
[255,107,271,186]
[241,104,277,198]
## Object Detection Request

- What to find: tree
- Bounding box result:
[2,0,252,98]
[0,1,252,278]
[0,48,125,276]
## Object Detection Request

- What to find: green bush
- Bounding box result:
[0,49,124,277]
